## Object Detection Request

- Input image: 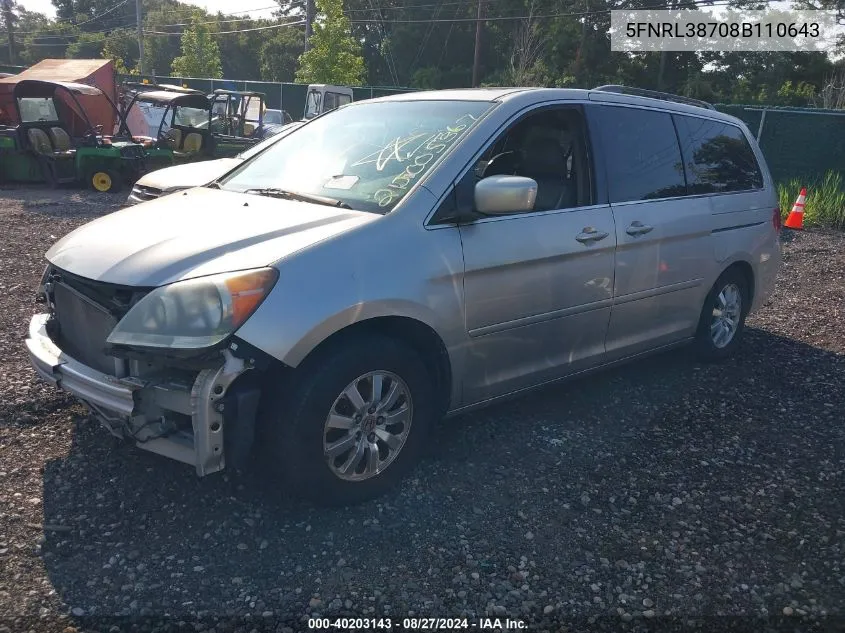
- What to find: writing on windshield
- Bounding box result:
[355,114,479,208]
[219,101,492,213]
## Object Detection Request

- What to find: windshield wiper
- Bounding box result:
[243,187,352,209]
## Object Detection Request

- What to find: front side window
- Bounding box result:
[593,105,687,203]
[220,100,493,213]
[471,106,592,212]
[673,115,764,193]
[18,97,59,123]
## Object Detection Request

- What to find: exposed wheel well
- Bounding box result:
[294,317,453,416]
[723,260,755,306]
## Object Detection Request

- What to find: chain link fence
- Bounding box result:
[715,104,845,186]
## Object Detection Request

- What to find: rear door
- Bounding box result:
[587,104,715,361]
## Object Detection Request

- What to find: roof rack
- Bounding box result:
[592,85,716,110]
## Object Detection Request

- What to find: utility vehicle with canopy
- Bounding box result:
[120,83,216,169]
[0,79,146,193]
[208,89,271,145]
[121,84,268,165]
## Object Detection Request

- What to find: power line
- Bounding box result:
[75,0,131,27]
[145,19,305,35]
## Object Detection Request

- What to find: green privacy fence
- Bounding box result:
[0,64,26,74]
[118,74,415,121]
[715,104,845,186]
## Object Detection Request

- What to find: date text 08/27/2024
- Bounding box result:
[307,617,528,630]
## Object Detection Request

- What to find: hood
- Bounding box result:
[134,158,242,191]
[46,188,378,286]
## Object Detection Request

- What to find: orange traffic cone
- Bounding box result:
[784,187,806,230]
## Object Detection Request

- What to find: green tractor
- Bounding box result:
[0,79,146,193]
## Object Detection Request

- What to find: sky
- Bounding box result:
[18,0,279,19]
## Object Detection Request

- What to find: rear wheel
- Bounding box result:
[90,169,122,193]
[694,268,750,361]
[259,334,435,505]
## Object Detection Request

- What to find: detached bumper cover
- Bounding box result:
[26,313,136,416]
[25,313,251,476]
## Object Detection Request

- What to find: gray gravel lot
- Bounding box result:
[1,186,844,633]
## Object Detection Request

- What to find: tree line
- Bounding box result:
[1,0,843,106]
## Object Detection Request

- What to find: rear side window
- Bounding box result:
[673,115,764,193]
[592,105,686,203]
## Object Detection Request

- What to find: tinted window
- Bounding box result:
[593,105,686,202]
[674,116,764,193]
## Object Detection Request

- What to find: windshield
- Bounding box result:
[220,100,492,213]
[18,97,59,123]
[173,106,209,128]
[264,110,282,125]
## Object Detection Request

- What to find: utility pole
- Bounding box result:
[471,0,484,87]
[135,0,145,76]
[2,0,14,66]
[304,0,315,51]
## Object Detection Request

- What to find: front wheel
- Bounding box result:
[694,268,750,361]
[259,335,435,505]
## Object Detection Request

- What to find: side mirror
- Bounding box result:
[474,175,537,216]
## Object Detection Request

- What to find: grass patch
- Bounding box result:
[778,171,845,230]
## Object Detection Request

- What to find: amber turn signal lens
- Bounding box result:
[224,268,278,328]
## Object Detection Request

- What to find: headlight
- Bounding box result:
[106,268,278,349]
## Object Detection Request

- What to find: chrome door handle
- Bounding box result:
[575,227,609,244]
[626,221,654,236]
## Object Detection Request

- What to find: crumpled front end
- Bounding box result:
[25,267,261,476]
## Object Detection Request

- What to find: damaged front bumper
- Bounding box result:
[25,313,257,476]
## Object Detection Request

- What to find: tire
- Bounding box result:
[89,169,122,193]
[258,334,436,505]
[694,268,750,362]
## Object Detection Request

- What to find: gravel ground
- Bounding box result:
[1,185,844,633]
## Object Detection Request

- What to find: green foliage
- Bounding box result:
[778,172,845,230]
[295,0,365,85]
[143,3,195,76]
[66,32,105,59]
[171,13,223,79]
[776,80,817,106]
[260,28,303,82]
[101,29,138,74]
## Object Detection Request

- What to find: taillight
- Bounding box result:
[773,207,782,234]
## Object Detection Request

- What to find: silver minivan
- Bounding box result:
[26,86,782,504]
